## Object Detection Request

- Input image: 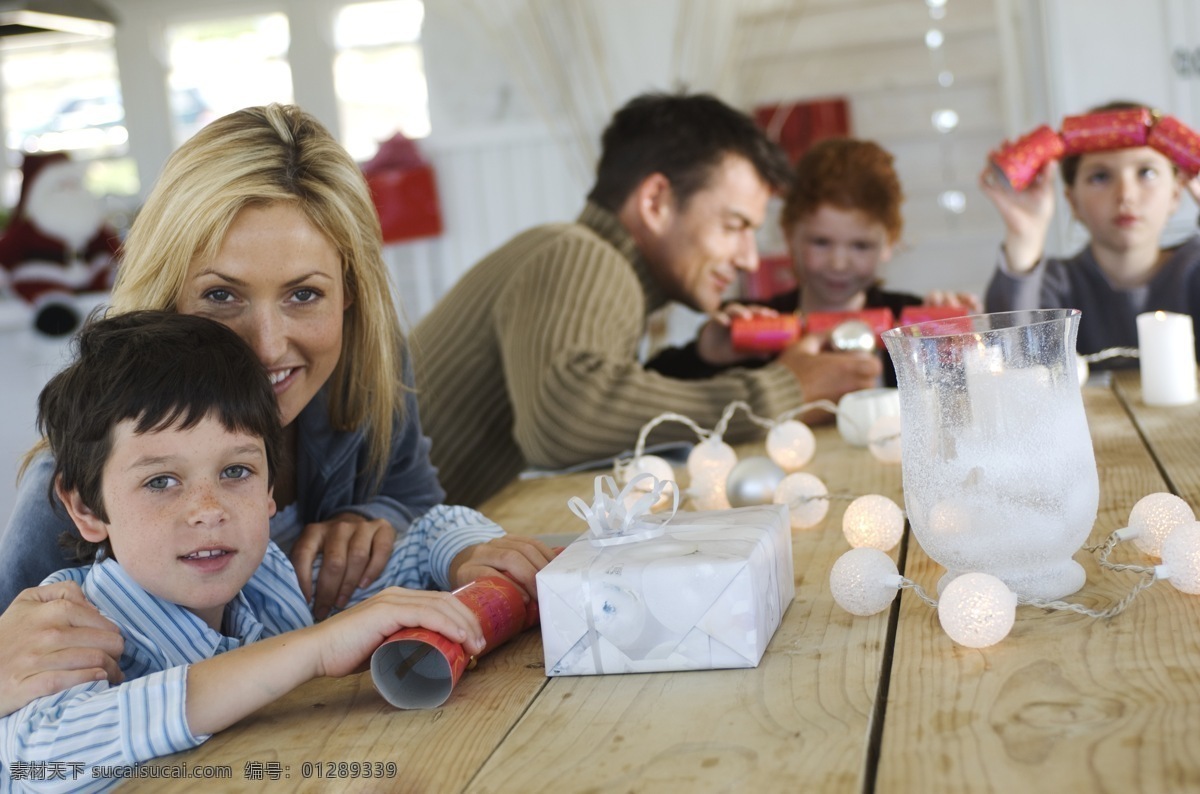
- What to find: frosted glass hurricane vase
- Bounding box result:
[881,309,1098,600]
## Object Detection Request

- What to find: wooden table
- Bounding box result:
[134,370,1200,793]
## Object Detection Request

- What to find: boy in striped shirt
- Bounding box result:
[0,312,492,792]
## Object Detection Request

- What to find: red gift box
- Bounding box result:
[1061,108,1152,156]
[989,125,1065,191]
[1148,115,1200,177]
[804,308,897,345]
[730,314,801,353]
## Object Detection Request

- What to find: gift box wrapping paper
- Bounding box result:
[537,504,794,676]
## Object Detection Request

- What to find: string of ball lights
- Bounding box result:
[830,491,1200,648]
[614,399,904,538]
[613,388,1199,650]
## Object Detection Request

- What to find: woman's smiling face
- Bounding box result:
[177,203,348,426]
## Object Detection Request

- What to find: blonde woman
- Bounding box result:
[0,105,552,716]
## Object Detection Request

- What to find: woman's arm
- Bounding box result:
[0,580,123,719]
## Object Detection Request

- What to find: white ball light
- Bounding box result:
[688,475,732,511]
[773,472,829,530]
[836,388,900,446]
[726,456,786,508]
[1159,521,1200,594]
[929,499,971,537]
[625,454,676,507]
[766,420,816,472]
[867,414,902,464]
[1128,492,1196,559]
[687,437,738,483]
[937,573,1017,648]
[843,494,905,551]
[830,548,901,616]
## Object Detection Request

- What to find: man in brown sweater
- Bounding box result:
[412,92,883,507]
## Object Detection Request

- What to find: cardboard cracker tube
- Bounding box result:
[371,576,533,709]
[988,125,1064,191]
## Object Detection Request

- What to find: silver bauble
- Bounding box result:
[831,320,876,353]
[725,456,786,507]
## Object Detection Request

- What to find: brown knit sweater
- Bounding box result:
[411,203,804,507]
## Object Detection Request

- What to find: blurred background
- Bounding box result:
[0,0,1196,521]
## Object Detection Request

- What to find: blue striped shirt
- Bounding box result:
[0,505,503,793]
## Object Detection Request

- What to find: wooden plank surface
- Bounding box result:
[876,383,1200,793]
[1111,369,1200,506]
[125,377,1200,793]
[126,631,550,793]
[464,430,902,793]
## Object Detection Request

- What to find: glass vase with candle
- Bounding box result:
[882,309,1098,600]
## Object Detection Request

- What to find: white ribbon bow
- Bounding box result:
[568,473,678,547]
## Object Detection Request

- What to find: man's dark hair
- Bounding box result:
[38,311,283,561]
[586,92,792,211]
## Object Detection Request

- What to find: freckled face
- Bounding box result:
[648,154,773,314]
[178,203,347,427]
[81,418,274,631]
[787,204,893,312]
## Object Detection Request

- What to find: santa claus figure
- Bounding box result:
[0,152,121,335]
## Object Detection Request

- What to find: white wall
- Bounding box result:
[98,0,1030,324]
[94,0,1200,318]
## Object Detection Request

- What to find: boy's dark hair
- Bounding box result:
[38,311,283,562]
[586,91,793,212]
[1060,100,1173,186]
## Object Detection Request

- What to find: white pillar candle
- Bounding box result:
[1137,311,1198,406]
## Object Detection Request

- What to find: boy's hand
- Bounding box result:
[312,587,486,678]
[185,586,486,735]
[697,303,779,366]
[922,291,981,313]
[0,581,124,717]
[978,161,1057,274]
[776,332,882,423]
[290,513,397,620]
[448,536,557,601]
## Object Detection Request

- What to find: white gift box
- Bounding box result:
[537,503,794,676]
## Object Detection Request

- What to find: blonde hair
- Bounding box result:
[111,104,403,487]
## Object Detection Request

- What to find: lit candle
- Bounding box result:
[1136,311,1198,406]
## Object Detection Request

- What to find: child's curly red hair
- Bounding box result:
[780,137,904,243]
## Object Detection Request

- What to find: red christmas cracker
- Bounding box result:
[804,307,896,344]
[897,305,970,328]
[371,576,536,709]
[989,125,1064,191]
[1148,115,1200,177]
[730,314,801,353]
[1060,108,1152,156]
